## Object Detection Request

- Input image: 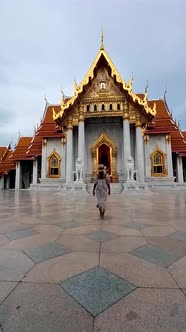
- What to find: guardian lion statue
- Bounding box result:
[75,157,84,181]
[126,156,134,181]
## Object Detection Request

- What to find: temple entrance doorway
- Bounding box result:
[98,143,110,174]
[91,131,118,182]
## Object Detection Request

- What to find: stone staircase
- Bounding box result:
[30,178,65,191]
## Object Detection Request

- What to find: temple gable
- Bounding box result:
[82,67,124,102]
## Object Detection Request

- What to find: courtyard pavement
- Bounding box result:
[0,188,186,331]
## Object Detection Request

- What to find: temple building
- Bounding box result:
[1,37,186,190]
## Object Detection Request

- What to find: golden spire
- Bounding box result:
[100,29,104,50]
[74,79,79,94]
[128,74,134,91]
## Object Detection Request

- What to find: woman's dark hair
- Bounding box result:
[98,170,106,179]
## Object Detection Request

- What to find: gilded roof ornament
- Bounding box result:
[18,130,21,139]
[74,79,79,95]
[128,75,134,92]
[144,81,149,93]
[53,107,57,120]
[53,39,157,122]
[143,92,148,105]
[44,95,48,103]
[100,29,104,50]
[60,88,66,110]
[164,87,167,100]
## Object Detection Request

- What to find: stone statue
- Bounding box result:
[126,156,135,181]
[75,157,84,181]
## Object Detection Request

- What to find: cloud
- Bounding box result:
[1,0,186,147]
[0,107,15,126]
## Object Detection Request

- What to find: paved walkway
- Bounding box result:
[0,189,186,331]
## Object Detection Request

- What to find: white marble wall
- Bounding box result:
[146,135,167,177]
[41,138,66,179]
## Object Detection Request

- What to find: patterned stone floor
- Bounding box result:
[0,189,186,331]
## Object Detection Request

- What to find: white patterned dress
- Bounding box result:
[94,175,110,211]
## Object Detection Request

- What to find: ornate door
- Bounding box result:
[98,143,110,174]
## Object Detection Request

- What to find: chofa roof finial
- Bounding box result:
[164,87,167,100]
[144,80,149,93]
[100,29,104,50]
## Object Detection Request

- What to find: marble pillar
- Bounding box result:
[136,119,145,183]
[165,135,173,177]
[41,140,47,179]
[0,176,4,189]
[33,158,38,184]
[177,155,184,183]
[78,112,85,164]
[5,175,10,189]
[144,135,150,177]
[15,161,21,189]
[66,120,73,183]
[123,108,131,174]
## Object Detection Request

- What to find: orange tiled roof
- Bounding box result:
[147,98,186,153]
[182,131,186,140]
[26,104,65,157]
[0,147,15,176]
[136,93,145,99]
[10,137,33,161]
[0,147,7,160]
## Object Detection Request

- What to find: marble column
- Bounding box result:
[78,110,85,164]
[15,161,21,189]
[136,117,145,183]
[0,176,4,189]
[177,155,184,183]
[165,135,173,177]
[32,158,38,184]
[144,135,151,177]
[66,118,73,183]
[41,139,47,179]
[123,105,131,173]
[5,175,10,189]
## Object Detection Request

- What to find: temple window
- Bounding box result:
[109,104,112,111]
[150,147,166,177]
[94,104,97,111]
[100,82,106,89]
[87,105,90,112]
[48,150,61,178]
[102,104,105,111]
[117,103,120,110]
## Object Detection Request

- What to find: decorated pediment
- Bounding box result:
[82,67,124,101]
[53,36,157,125]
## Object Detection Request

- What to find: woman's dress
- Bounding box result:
[94,175,110,210]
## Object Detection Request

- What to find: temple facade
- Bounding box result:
[1,39,186,190]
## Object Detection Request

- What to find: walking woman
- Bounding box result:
[93,164,111,219]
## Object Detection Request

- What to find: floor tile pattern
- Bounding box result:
[0,190,186,331]
[60,267,136,316]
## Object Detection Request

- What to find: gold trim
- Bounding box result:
[150,146,167,177]
[91,132,117,155]
[53,48,156,122]
[47,149,61,178]
[67,117,73,130]
[144,134,149,144]
[165,134,171,144]
[91,131,118,181]
[135,115,142,127]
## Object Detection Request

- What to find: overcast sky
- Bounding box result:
[1,0,186,147]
